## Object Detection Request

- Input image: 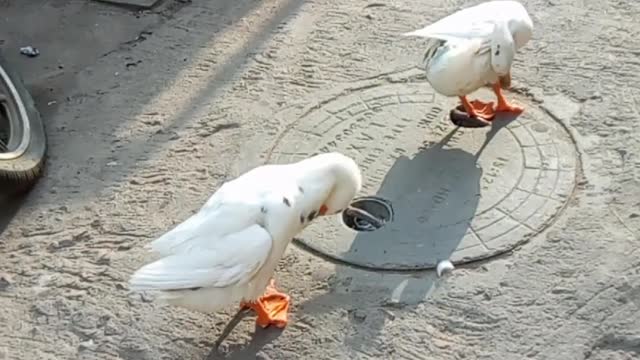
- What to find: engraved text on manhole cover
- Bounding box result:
[268,82,578,270]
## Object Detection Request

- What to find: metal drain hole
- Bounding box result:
[342,196,393,232]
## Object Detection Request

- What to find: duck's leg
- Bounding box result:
[459,96,496,123]
[498,72,511,89]
[492,82,524,114]
[240,279,290,328]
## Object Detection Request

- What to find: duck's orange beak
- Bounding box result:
[319,204,328,216]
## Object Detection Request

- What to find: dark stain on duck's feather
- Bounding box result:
[307,210,317,222]
[283,197,291,207]
[166,286,202,292]
[423,38,446,66]
[260,206,267,214]
[298,186,304,194]
[495,44,501,56]
[300,214,305,224]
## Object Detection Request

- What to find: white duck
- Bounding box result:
[403,0,533,123]
[129,152,362,328]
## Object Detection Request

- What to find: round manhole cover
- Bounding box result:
[267,79,578,270]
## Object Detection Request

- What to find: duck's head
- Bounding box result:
[511,19,532,50]
[508,3,534,50]
[301,152,362,217]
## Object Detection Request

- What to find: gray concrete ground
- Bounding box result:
[1,0,639,359]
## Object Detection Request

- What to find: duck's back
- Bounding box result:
[405,1,528,42]
[130,164,304,312]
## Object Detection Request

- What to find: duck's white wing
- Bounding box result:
[402,1,524,42]
[131,165,294,291]
[129,223,272,291]
[147,192,258,256]
[147,163,296,257]
[402,2,499,41]
[146,169,282,256]
[403,19,494,42]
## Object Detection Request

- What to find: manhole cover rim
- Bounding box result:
[270,77,580,271]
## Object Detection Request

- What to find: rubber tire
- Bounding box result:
[0,53,47,194]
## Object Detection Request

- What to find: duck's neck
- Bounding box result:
[296,171,334,212]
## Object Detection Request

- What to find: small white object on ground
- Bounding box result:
[436,260,455,277]
[19,46,40,57]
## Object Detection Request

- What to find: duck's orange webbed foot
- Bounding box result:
[496,101,525,114]
[240,279,290,328]
[459,96,496,123]
[492,83,524,114]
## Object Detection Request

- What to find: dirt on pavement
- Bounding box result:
[1,0,639,359]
